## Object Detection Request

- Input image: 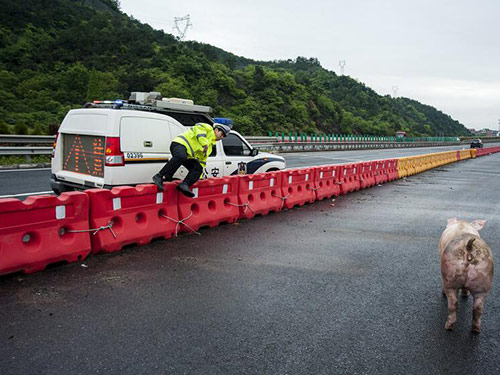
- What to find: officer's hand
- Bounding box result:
[203,145,208,153]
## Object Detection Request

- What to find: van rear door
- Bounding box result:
[116,114,186,185]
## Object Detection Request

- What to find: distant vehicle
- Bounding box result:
[50,92,286,194]
[470,139,483,149]
[395,131,407,138]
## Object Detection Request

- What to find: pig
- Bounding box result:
[439,218,494,332]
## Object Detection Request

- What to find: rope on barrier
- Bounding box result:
[66,221,117,238]
[161,211,201,237]
[271,193,289,211]
[226,201,255,215]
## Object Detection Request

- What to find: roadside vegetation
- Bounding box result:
[0,0,469,137]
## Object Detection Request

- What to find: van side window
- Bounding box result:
[209,145,217,157]
[223,134,251,156]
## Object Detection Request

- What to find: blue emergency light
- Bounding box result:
[213,117,233,126]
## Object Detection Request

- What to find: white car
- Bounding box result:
[50,93,286,194]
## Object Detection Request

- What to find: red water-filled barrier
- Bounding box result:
[386,159,399,181]
[237,171,284,219]
[280,168,316,209]
[177,176,240,232]
[86,183,178,254]
[456,151,462,161]
[475,146,500,157]
[0,192,91,276]
[373,160,389,184]
[359,162,376,189]
[312,165,341,200]
[339,163,361,194]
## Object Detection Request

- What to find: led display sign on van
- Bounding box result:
[63,134,105,177]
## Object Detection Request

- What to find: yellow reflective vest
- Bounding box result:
[172,123,216,168]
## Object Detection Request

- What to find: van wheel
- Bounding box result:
[52,186,74,196]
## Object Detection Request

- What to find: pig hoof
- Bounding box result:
[445,322,456,330]
[471,325,481,333]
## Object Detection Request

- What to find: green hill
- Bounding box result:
[0,0,469,137]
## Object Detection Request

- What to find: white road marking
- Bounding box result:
[0,168,51,173]
[0,191,54,199]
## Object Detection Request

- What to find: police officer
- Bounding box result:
[152,122,231,197]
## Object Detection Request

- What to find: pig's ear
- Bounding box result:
[447,218,458,226]
[471,220,486,231]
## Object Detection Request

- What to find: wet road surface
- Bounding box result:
[0,154,499,374]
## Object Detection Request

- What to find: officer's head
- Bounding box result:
[214,123,231,141]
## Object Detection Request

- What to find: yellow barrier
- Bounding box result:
[396,149,474,180]
[459,150,471,160]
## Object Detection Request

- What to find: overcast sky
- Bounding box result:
[119,0,500,130]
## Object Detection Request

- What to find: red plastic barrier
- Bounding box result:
[312,165,341,200]
[87,183,178,254]
[177,176,240,232]
[374,160,389,184]
[339,163,361,195]
[237,171,284,219]
[359,162,376,189]
[0,192,91,276]
[476,146,500,157]
[386,159,399,181]
[281,168,316,209]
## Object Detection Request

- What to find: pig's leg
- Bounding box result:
[472,293,487,333]
[444,288,458,330]
[461,288,469,298]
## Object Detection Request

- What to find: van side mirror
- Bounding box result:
[250,148,259,157]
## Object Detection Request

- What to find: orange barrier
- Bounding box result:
[475,146,500,156]
[86,183,178,254]
[237,171,284,219]
[177,176,240,232]
[359,162,376,189]
[0,192,90,276]
[312,165,341,200]
[339,163,361,194]
[374,160,389,184]
[280,168,316,209]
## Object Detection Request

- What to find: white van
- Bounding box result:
[50,92,286,194]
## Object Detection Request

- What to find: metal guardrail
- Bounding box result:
[0,147,53,155]
[0,135,55,162]
[1,134,493,161]
[0,135,55,144]
[250,140,462,152]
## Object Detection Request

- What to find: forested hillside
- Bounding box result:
[0,0,469,136]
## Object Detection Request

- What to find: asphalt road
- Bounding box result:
[1,153,499,374]
[1,143,497,197]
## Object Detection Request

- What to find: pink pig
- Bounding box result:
[439,218,494,332]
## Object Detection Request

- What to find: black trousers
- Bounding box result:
[158,142,203,186]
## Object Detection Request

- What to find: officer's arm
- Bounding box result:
[194,124,209,148]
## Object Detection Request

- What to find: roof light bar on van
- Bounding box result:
[105,137,124,166]
[213,117,233,125]
[92,100,124,107]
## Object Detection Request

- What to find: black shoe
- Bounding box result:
[176,182,195,198]
[152,174,164,192]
